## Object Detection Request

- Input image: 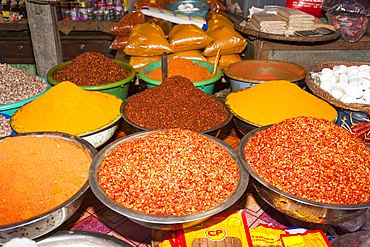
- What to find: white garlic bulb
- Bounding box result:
[345,84,363,99]
[320,80,334,92]
[331,86,345,100]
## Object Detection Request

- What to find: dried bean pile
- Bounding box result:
[124,76,228,132]
[0,115,12,138]
[53,52,131,86]
[244,116,370,205]
[0,64,49,105]
[98,129,239,216]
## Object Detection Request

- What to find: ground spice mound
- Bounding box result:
[124,75,228,132]
[0,136,92,226]
[98,129,239,216]
[244,116,370,205]
[146,58,213,82]
[53,52,131,86]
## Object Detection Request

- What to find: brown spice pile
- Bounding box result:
[53,52,131,86]
[124,75,228,132]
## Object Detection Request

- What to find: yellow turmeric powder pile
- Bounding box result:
[11,81,122,135]
[225,80,337,126]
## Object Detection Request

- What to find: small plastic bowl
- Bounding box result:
[138,59,222,95]
[47,60,136,101]
[166,0,211,18]
[0,77,51,116]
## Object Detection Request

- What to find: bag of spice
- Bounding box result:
[110,35,129,50]
[110,11,146,36]
[206,54,242,70]
[169,24,214,52]
[168,50,207,61]
[203,25,247,57]
[129,55,161,72]
[206,11,234,32]
[124,22,174,56]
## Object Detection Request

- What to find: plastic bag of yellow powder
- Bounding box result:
[225,80,338,126]
[169,24,214,52]
[124,22,173,56]
[11,81,123,135]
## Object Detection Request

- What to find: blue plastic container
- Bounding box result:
[166,0,211,18]
[138,59,222,95]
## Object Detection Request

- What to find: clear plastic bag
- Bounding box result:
[322,0,370,16]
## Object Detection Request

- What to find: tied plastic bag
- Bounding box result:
[326,11,368,42]
[206,11,235,32]
[129,56,161,72]
[322,0,370,16]
[206,54,242,70]
[169,24,214,52]
[203,25,247,57]
[110,11,146,36]
[110,36,129,50]
[168,50,207,61]
[124,22,174,56]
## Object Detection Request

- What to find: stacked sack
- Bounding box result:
[109,0,245,72]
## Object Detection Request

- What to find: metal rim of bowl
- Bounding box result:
[238,125,370,210]
[120,94,233,135]
[0,132,97,232]
[89,130,249,225]
[138,59,223,87]
[46,60,136,90]
[223,59,307,84]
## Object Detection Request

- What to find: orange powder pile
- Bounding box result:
[147,58,213,82]
[0,136,92,226]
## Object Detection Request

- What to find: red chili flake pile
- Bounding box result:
[244,116,370,205]
[98,129,239,216]
[124,75,228,132]
[53,52,131,86]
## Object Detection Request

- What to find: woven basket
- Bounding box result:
[305,61,370,113]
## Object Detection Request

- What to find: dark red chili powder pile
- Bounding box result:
[244,116,370,205]
[124,75,228,132]
[53,52,131,86]
[98,129,239,216]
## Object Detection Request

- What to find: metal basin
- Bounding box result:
[0,132,97,244]
[120,95,233,137]
[89,130,249,230]
[238,125,370,224]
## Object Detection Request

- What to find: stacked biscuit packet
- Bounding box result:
[249,7,315,36]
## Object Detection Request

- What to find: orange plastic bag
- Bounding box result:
[124,22,174,56]
[206,54,242,70]
[110,36,129,50]
[129,56,161,72]
[168,50,207,61]
[110,11,146,36]
[203,26,247,56]
[206,11,234,32]
[169,24,214,52]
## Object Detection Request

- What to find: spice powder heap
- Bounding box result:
[98,129,239,216]
[124,75,228,132]
[244,116,370,205]
[53,52,131,86]
[0,135,92,226]
[146,58,213,82]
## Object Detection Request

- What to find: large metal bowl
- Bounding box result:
[89,130,249,230]
[120,95,233,137]
[238,125,370,224]
[0,132,97,244]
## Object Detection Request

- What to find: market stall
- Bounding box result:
[2,0,370,246]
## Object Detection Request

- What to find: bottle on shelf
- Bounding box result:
[1,0,10,19]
